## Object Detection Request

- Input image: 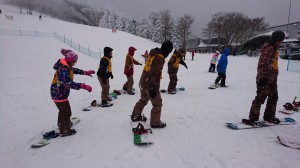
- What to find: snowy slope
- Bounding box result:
[1,4,300,168]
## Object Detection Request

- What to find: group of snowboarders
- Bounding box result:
[50,30,287,136]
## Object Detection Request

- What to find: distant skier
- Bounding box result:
[123,46,142,95]
[0,9,2,14]
[244,30,285,125]
[213,48,229,87]
[191,49,195,60]
[131,41,173,128]
[167,48,188,94]
[51,49,94,136]
[97,47,114,107]
[142,50,149,63]
[39,15,42,20]
[208,51,220,72]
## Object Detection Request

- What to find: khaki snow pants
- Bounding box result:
[98,76,110,101]
[133,89,163,125]
[123,75,134,93]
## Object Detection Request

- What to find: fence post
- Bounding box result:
[19,27,21,36]
[287,55,290,71]
[35,28,37,36]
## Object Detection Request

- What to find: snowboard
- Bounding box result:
[130,120,153,146]
[82,98,114,111]
[226,117,295,130]
[277,136,300,150]
[208,84,218,89]
[278,109,297,115]
[31,117,80,148]
[113,88,136,95]
[160,87,185,93]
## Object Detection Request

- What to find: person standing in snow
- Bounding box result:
[131,41,173,128]
[208,51,220,72]
[123,46,142,95]
[142,50,149,63]
[51,49,94,136]
[214,48,229,87]
[191,49,195,61]
[167,48,188,94]
[244,30,285,125]
[97,47,114,107]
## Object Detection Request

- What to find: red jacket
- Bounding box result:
[256,42,278,84]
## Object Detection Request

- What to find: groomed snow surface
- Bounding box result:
[0,4,299,168]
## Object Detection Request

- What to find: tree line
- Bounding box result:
[4,0,268,49]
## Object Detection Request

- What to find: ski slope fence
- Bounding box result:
[0,28,101,58]
[287,59,300,73]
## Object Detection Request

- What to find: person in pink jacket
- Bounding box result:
[208,51,220,72]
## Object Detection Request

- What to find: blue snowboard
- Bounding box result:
[226,117,295,130]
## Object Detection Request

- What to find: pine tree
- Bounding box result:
[151,19,163,43]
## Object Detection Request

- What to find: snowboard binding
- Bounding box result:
[132,122,152,135]
[283,102,299,111]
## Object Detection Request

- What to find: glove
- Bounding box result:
[80,83,92,92]
[149,84,157,99]
[258,78,267,86]
[126,73,130,77]
[110,74,114,79]
[139,63,142,65]
[83,70,95,77]
[184,64,188,69]
[103,79,107,85]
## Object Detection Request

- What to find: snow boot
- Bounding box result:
[127,91,135,95]
[131,114,147,122]
[263,116,280,125]
[101,100,113,107]
[151,121,167,128]
[242,119,262,127]
[168,90,176,94]
[60,129,76,137]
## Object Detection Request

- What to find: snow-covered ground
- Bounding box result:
[0,4,299,168]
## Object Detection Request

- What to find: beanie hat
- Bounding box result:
[61,49,78,62]
[161,40,173,53]
[128,46,136,56]
[104,47,113,57]
[271,30,285,42]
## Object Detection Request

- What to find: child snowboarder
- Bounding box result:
[142,50,149,63]
[97,47,114,107]
[131,41,173,128]
[243,30,285,125]
[214,48,229,87]
[51,49,94,136]
[208,51,219,72]
[123,46,142,95]
[167,48,188,94]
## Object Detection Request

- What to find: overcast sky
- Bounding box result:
[69,0,300,37]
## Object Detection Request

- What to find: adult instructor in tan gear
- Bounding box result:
[131,41,173,128]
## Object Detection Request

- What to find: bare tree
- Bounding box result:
[177,14,195,49]
[159,9,173,42]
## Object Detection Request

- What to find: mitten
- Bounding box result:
[83,70,95,77]
[81,83,92,92]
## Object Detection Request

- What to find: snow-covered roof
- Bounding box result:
[198,41,207,47]
[249,31,289,41]
[283,38,299,43]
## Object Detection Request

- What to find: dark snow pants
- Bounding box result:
[215,72,226,86]
[168,73,178,92]
[249,84,278,121]
[55,101,72,134]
